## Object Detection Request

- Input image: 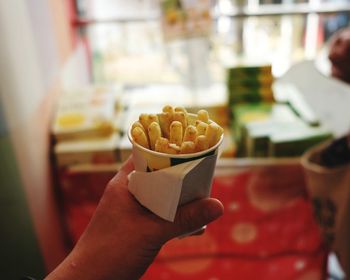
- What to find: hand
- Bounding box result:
[45,157,224,280]
[328,28,350,83]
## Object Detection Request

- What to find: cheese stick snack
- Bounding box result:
[148,122,162,150]
[195,135,209,152]
[131,126,149,149]
[132,121,146,133]
[168,143,181,154]
[180,141,196,154]
[139,114,159,131]
[175,106,187,113]
[155,137,180,154]
[197,109,209,124]
[155,137,169,153]
[170,121,183,147]
[205,123,224,148]
[183,125,197,142]
[130,107,223,157]
[173,112,187,132]
[163,105,174,115]
[175,106,188,123]
[158,112,172,138]
[195,120,208,136]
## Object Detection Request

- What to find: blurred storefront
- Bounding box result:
[0,0,349,279]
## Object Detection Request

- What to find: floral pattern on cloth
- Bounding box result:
[143,168,327,280]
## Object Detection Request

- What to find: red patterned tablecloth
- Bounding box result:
[143,167,327,280]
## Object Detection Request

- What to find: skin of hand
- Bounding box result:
[328,27,350,83]
[45,157,224,280]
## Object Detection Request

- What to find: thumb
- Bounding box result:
[162,198,224,241]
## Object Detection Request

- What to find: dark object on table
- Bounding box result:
[320,134,350,167]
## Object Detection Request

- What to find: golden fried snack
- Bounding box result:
[205,123,224,147]
[149,114,158,123]
[215,126,224,144]
[169,121,183,146]
[132,106,223,155]
[148,122,162,150]
[158,112,172,138]
[131,127,149,149]
[132,121,146,133]
[173,112,187,132]
[155,137,180,154]
[195,135,209,152]
[139,114,159,131]
[183,125,197,142]
[197,109,209,124]
[168,143,181,154]
[155,137,169,153]
[180,141,195,154]
[163,105,174,115]
[175,106,187,114]
[195,120,208,136]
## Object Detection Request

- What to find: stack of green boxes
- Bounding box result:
[227,65,333,158]
[227,65,274,105]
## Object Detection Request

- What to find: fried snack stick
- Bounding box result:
[132,121,146,133]
[131,127,149,149]
[155,137,168,153]
[180,141,195,154]
[148,122,162,150]
[195,120,208,136]
[175,106,187,114]
[163,105,174,115]
[170,121,183,147]
[139,114,159,131]
[173,112,187,132]
[205,123,224,147]
[183,125,197,142]
[158,112,172,138]
[168,143,181,154]
[174,106,187,112]
[155,137,179,154]
[195,135,209,152]
[197,109,209,124]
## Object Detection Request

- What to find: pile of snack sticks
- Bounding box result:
[131,105,223,155]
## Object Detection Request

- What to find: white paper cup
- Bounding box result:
[302,142,350,276]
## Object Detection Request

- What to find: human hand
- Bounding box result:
[328,28,350,84]
[46,157,224,280]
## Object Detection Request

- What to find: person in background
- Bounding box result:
[44,157,224,280]
[328,27,350,84]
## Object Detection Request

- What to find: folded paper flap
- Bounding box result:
[128,156,210,222]
[128,170,183,221]
[180,154,218,205]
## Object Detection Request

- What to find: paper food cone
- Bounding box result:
[127,114,223,222]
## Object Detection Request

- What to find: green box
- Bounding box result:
[228,86,274,105]
[231,103,273,156]
[227,65,272,76]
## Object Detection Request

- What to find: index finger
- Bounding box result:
[109,156,135,186]
[119,156,135,175]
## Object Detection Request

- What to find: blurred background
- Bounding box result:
[0,0,350,279]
